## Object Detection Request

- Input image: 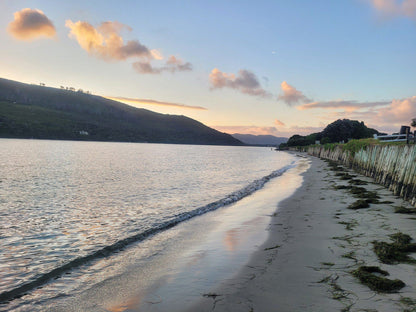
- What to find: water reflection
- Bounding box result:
[72,161,308,312]
[0,139,296,310]
[107,295,143,312]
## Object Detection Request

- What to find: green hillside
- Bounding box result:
[0,78,242,145]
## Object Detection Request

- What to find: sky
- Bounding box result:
[0,0,415,137]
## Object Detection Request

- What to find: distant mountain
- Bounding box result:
[232,133,288,146]
[0,78,243,146]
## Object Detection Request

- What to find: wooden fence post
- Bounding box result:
[406,128,409,144]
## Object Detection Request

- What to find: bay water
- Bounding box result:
[0,139,298,311]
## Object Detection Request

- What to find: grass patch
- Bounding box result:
[341,139,380,156]
[373,232,416,264]
[351,266,405,292]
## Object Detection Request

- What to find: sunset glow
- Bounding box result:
[1,1,415,136]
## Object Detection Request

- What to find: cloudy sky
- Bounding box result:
[1,0,415,137]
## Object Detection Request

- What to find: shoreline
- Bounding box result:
[192,154,416,311]
[41,154,306,312]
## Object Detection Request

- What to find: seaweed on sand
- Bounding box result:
[394,206,416,214]
[351,266,405,292]
[325,160,345,172]
[348,179,368,186]
[264,245,280,251]
[347,186,381,204]
[333,185,350,190]
[372,232,416,264]
[335,172,355,180]
[400,297,416,307]
[317,274,350,301]
[338,220,358,231]
[348,200,370,210]
[348,186,367,194]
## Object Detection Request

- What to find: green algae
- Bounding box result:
[394,206,416,214]
[373,232,416,264]
[351,266,405,292]
[348,200,370,210]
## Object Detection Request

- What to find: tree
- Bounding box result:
[320,119,378,143]
[411,118,416,128]
[321,137,331,144]
[285,119,380,147]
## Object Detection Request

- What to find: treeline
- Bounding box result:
[281,119,382,148]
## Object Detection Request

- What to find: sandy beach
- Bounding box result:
[192,154,416,312]
[38,153,416,312]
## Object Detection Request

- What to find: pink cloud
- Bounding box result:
[306,96,416,134]
[65,20,153,61]
[376,96,416,123]
[212,125,280,136]
[369,0,416,19]
[277,81,310,106]
[8,8,56,41]
[105,96,207,110]
[132,62,161,74]
[297,100,390,112]
[132,56,192,74]
[163,56,192,72]
[212,124,324,137]
[209,68,271,97]
[66,20,192,74]
[274,119,286,127]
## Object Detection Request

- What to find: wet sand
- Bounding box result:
[192,155,416,312]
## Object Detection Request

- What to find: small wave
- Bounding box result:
[0,163,295,304]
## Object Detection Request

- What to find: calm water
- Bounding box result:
[0,139,296,310]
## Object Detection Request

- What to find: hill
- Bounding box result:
[0,78,242,145]
[232,133,287,146]
[284,119,381,147]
